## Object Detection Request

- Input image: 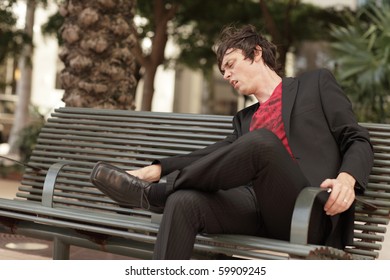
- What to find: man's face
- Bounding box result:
[220,48,260,96]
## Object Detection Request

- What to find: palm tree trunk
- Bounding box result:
[59,0,138,109]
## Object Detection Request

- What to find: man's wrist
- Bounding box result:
[337,172,356,189]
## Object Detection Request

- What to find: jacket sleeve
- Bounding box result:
[155,116,241,176]
[319,69,374,191]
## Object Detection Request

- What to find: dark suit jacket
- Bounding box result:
[159,68,374,248]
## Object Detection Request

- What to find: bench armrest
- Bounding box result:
[42,162,71,208]
[290,185,378,245]
[290,187,327,245]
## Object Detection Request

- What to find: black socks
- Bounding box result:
[148,183,168,207]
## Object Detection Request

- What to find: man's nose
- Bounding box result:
[223,71,231,80]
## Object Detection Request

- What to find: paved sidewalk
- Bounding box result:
[0,178,134,260]
[0,178,389,260]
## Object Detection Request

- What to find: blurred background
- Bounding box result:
[1,0,390,166]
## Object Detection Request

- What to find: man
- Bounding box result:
[90,24,374,259]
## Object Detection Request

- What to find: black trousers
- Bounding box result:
[153,129,331,259]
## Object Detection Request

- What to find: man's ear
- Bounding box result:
[254,45,262,61]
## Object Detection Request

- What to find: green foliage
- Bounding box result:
[41,10,64,44]
[143,0,348,74]
[286,6,350,42]
[0,0,17,26]
[0,0,50,64]
[0,162,24,179]
[0,0,32,64]
[330,3,390,122]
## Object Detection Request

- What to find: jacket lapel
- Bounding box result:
[282,77,298,139]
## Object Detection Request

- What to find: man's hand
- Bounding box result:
[320,172,356,216]
[127,164,162,183]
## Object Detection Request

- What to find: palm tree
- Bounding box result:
[330,4,390,122]
[59,0,137,109]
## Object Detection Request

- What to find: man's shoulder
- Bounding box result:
[294,68,334,81]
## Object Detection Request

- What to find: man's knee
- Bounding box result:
[250,128,279,142]
[244,129,284,154]
[165,190,205,214]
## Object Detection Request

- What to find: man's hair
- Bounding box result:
[215,24,281,75]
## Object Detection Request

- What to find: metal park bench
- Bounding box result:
[0,106,389,259]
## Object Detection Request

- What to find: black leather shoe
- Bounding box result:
[90,161,163,213]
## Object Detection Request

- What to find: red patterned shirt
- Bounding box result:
[249,82,293,157]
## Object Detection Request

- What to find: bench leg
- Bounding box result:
[53,237,70,260]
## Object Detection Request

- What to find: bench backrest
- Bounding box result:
[18,107,232,219]
[349,123,390,258]
[17,107,390,259]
